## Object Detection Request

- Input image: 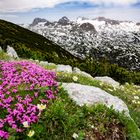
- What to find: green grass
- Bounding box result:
[42,64,57,71]
[0,50,11,60]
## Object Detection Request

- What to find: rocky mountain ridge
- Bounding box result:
[23,16,140,71]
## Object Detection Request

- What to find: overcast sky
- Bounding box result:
[0,0,140,23]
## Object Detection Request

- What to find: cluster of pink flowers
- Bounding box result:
[0,61,58,139]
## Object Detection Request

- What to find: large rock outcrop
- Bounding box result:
[62,83,129,117]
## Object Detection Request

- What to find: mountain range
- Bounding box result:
[23,16,140,71]
[0,18,140,84]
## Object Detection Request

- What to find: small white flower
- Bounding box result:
[73,76,78,82]
[120,85,124,89]
[91,125,94,129]
[134,96,139,100]
[72,133,79,139]
[37,104,46,110]
[27,130,35,137]
[99,82,104,86]
[23,121,29,128]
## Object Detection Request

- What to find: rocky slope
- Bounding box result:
[24,16,140,71]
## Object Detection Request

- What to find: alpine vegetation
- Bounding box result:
[0,61,58,139]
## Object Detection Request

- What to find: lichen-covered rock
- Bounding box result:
[6,46,19,59]
[57,65,72,73]
[62,83,129,117]
[94,76,120,87]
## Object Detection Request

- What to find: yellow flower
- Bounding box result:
[58,85,62,90]
[138,101,140,105]
[132,100,137,104]
[27,130,35,137]
[73,76,78,82]
[37,104,46,110]
[23,121,29,128]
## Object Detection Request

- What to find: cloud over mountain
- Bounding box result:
[0,0,139,12]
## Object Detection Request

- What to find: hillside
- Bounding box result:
[0,19,80,63]
[0,51,140,140]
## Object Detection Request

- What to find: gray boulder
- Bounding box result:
[73,67,81,73]
[62,83,129,117]
[6,46,19,59]
[73,67,93,79]
[81,71,94,79]
[40,61,48,66]
[57,65,72,73]
[94,76,120,87]
[47,63,56,66]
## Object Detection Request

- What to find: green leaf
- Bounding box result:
[8,136,16,140]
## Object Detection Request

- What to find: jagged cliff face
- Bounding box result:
[23,16,140,71]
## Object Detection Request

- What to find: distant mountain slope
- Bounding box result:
[26,16,140,71]
[0,19,80,63]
